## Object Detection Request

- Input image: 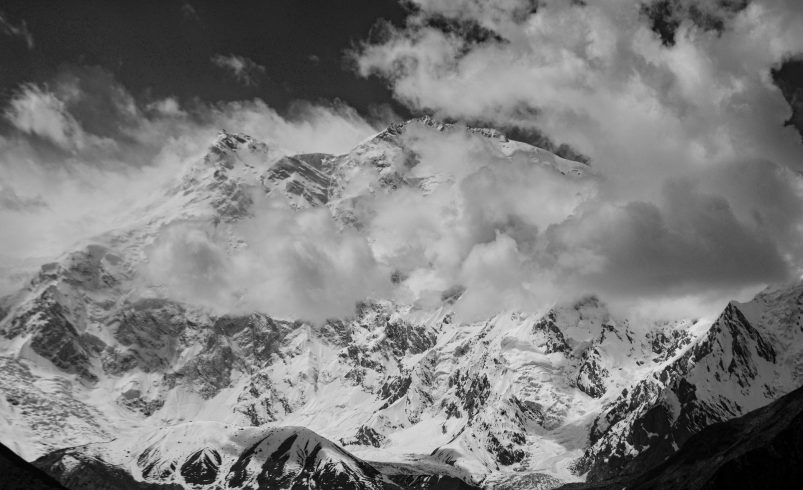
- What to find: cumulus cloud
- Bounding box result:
[347,0,803,319]
[0,10,33,49]
[211,54,267,86]
[372,125,803,321]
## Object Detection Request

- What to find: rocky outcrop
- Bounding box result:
[531,311,571,354]
[576,348,609,398]
[263,153,334,207]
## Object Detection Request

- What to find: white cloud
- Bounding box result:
[211,54,267,86]
[4,85,89,151]
[143,203,391,323]
[348,0,803,319]
[354,0,803,172]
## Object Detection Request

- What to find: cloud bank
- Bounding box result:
[2,1,803,324]
[349,0,803,319]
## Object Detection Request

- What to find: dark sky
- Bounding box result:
[0,0,409,117]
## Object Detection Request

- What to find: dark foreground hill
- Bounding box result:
[561,383,803,490]
[0,441,67,490]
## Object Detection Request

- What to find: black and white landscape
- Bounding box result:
[1,1,803,489]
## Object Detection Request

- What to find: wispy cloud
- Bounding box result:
[4,84,98,152]
[211,54,267,86]
[180,1,202,25]
[0,10,34,49]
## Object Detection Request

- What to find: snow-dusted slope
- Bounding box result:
[1,120,801,489]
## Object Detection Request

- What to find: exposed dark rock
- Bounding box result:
[532,311,571,354]
[6,288,96,382]
[179,448,221,486]
[216,313,292,364]
[60,245,121,290]
[234,371,292,425]
[449,370,491,419]
[378,375,412,410]
[486,433,526,465]
[648,326,693,363]
[263,153,334,206]
[388,473,480,489]
[118,389,164,416]
[576,348,609,398]
[317,318,353,345]
[381,319,437,356]
[166,336,235,399]
[112,299,191,373]
[510,395,546,427]
[341,426,387,448]
[773,56,803,142]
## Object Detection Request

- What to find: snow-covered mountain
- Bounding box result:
[1,118,802,489]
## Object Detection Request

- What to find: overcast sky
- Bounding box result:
[1,0,802,322]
